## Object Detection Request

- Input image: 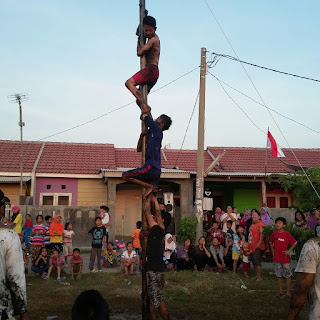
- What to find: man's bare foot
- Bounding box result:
[144,186,160,200]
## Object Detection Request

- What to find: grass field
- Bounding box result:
[26,270,308,320]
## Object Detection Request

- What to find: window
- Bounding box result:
[61,185,66,190]
[267,197,276,208]
[43,196,54,205]
[46,185,51,190]
[40,193,72,206]
[280,197,289,208]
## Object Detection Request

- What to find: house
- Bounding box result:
[1,140,319,240]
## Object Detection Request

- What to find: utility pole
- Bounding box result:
[138,1,149,319]
[195,48,206,241]
[8,93,28,198]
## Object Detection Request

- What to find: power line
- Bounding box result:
[210,52,320,83]
[208,72,320,135]
[204,0,320,200]
[173,89,200,168]
[35,66,199,142]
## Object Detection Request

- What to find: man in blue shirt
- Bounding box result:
[122,105,172,199]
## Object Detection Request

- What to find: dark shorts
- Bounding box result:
[132,65,159,90]
[122,164,160,186]
[251,248,264,267]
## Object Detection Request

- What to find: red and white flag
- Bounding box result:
[267,130,285,158]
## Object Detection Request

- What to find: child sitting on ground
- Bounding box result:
[63,222,75,266]
[241,242,251,277]
[70,248,83,280]
[104,242,116,268]
[31,247,49,278]
[120,242,137,275]
[45,248,64,280]
[163,233,177,271]
[270,217,297,298]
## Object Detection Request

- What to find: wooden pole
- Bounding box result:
[139,1,149,319]
[195,48,207,241]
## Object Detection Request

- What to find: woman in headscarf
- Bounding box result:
[49,215,64,254]
[260,207,272,226]
[163,233,177,271]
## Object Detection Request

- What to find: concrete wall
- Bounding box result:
[268,208,295,223]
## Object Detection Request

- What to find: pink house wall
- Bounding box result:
[35,177,78,205]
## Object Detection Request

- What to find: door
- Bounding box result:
[115,189,142,237]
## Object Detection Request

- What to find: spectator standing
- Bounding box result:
[8,205,23,237]
[63,222,75,266]
[22,214,33,254]
[221,206,238,233]
[248,210,265,281]
[49,215,64,253]
[232,225,245,274]
[160,203,172,234]
[270,217,297,298]
[31,215,46,264]
[132,220,142,256]
[288,237,320,320]
[213,207,222,227]
[260,207,273,226]
[88,217,107,273]
[44,215,53,253]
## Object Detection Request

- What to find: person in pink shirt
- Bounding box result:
[270,217,297,298]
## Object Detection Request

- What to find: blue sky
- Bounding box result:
[1,1,319,150]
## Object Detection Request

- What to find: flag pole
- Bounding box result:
[263,128,269,207]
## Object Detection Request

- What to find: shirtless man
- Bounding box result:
[125,15,160,109]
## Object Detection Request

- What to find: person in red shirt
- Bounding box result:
[270,217,297,298]
[208,222,225,245]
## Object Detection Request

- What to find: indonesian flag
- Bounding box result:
[267,130,285,158]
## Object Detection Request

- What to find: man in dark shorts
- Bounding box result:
[144,194,168,320]
[125,15,160,108]
[122,105,172,199]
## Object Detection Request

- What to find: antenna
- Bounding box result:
[8,93,28,197]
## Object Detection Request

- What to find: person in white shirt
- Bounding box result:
[0,189,27,320]
[288,237,320,320]
[120,242,137,275]
[221,206,238,233]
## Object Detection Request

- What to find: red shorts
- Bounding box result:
[242,261,250,273]
[132,65,159,89]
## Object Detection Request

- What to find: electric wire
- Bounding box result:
[204,0,320,199]
[210,52,320,83]
[173,89,200,168]
[208,72,320,135]
[35,66,200,142]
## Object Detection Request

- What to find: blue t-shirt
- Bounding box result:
[144,116,163,169]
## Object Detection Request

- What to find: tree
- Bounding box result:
[273,167,320,212]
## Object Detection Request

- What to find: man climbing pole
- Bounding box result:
[125,15,160,109]
[122,103,172,199]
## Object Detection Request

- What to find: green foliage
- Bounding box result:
[270,167,320,212]
[262,222,315,260]
[178,217,198,244]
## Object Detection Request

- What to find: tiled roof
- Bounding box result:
[0,141,43,172]
[0,140,319,176]
[207,147,320,174]
[0,140,116,175]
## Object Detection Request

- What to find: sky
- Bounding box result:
[1,0,320,150]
